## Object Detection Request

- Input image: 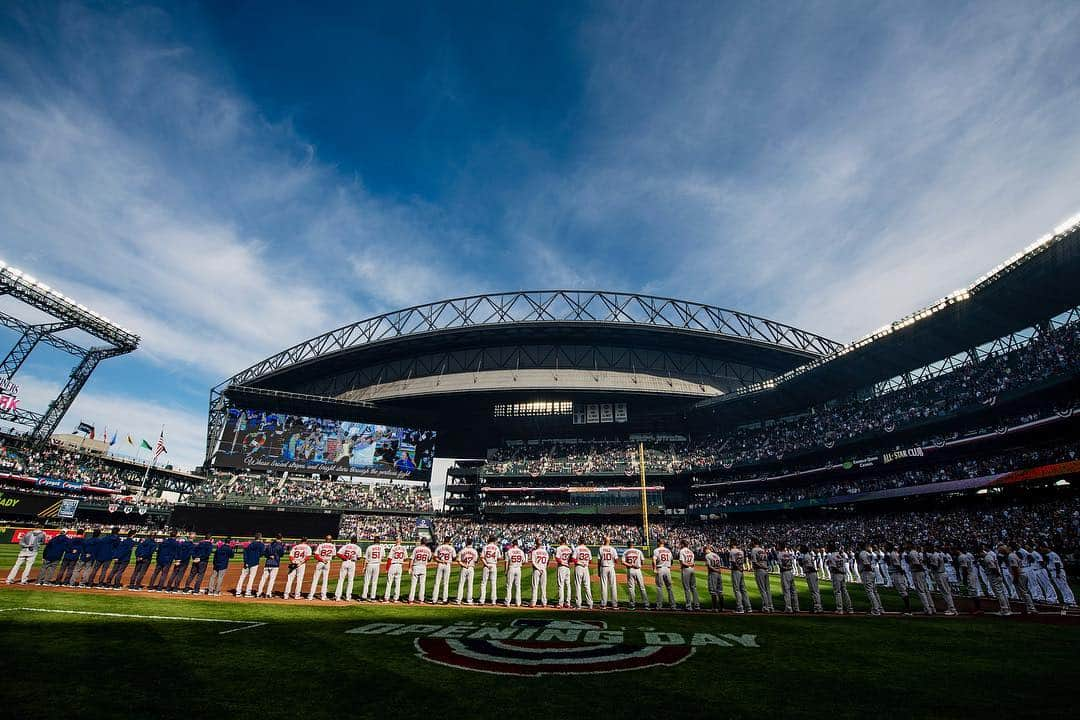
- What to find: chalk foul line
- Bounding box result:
[0,606,266,634]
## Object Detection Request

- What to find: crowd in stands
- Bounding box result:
[485,441,682,476]
[191,473,433,513]
[0,441,132,491]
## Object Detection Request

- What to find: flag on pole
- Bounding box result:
[76,421,95,436]
[127,435,135,446]
[153,431,168,459]
[139,439,152,451]
[109,432,117,447]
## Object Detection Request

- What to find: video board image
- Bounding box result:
[213,408,436,476]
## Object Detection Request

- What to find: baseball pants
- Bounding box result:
[574,565,593,608]
[911,571,934,614]
[36,559,61,584]
[932,572,956,612]
[963,568,984,597]
[627,568,649,607]
[408,570,428,602]
[148,563,170,590]
[207,568,228,595]
[360,562,380,600]
[237,564,260,596]
[861,571,883,614]
[186,562,208,592]
[988,574,1011,613]
[505,568,522,606]
[167,562,189,590]
[1035,570,1058,604]
[479,565,498,604]
[128,558,151,588]
[531,567,548,606]
[681,567,700,609]
[831,574,853,613]
[655,568,675,608]
[755,569,773,611]
[1052,571,1076,605]
[599,566,618,607]
[334,562,355,600]
[309,561,332,600]
[730,569,750,612]
[384,564,403,601]
[1014,574,1037,613]
[556,565,571,606]
[57,557,78,585]
[89,559,111,585]
[258,566,280,597]
[780,570,799,612]
[805,571,823,612]
[284,564,307,599]
[1025,571,1045,602]
[104,559,129,587]
[433,564,452,603]
[457,566,474,603]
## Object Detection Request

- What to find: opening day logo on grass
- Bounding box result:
[347,618,760,676]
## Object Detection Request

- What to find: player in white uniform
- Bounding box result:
[479,536,501,605]
[407,540,433,603]
[456,542,478,604]
[529,538,550,607]
[1029,547,1059,605]
[1042,543,1076,607]
[597,537,619,609]
[383,539,408,602]
[283,538,312,600]
[622,545,650,609]
[308,535,336,601]
[678,540,700,611]
[360,537,384,601]
[652,540,675,610]
[573,540,594,609]
[504,541,526,607]
[432,536,456,604]
[554,538,573,608]
[334,537,360,601]
[704,545,724,612]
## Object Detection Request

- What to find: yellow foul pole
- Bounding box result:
[639,442,651,551]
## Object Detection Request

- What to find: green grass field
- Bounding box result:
[2,545,1078,719]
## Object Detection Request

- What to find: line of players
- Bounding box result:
[13,527,1075,616]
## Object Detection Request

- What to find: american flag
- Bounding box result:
[153,431,168,459]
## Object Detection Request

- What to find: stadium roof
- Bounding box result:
[696,214,1080,419]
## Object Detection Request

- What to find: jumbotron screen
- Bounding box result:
[212,408,436,477]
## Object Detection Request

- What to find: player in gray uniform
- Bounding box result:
[1003,544,1037,614]
[1042,543,1076,607]
[926,544,957,615]
[827,544,853,614]
[980,543,1011,615]
[858,542,883,616]
[798,544,822,613]
[777,542,799,613]
[885,544,912,615]
[750,540,773,613]
[905,544,934,615]
[652,540,676,610]
[704,545,725,612]
[728,541,751,613]
[677,540,700,611]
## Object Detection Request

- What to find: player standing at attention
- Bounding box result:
[308,535,337,601]
[334,536,361,602]
[432,536,456,604]
[283,537,312,600]
[798,544,822,613]
[554,537,573,608]
[927,544,957,615]
[206,537,233,596]
[858,541,883,616]
[728,540,750,613]
[479,536,501,605]
[360,537,384,602]
[237,533,265,598]
[652,539,675,610]
[827,544,853,614]
[750,540,774,613]
[1043,542,1076,607]
[407,539,433,603]
[256,534,285,598]
[981,542,1011,615]
[677,539,700,611]
[905,543,933,614]
[573,539,594,609]
[529,538,549,607]
[383,538,408,603]
[1004,544,1037,615]
[704,545,724,612]
[777,542,799,613]
[456,541,478,604]
[504,541,526,607]
[185,534,214,594]
[885,543,912,615]
[598,537,619,609]
[622,544,649,610]
[956,547,983,599]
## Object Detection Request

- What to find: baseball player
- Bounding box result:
[206,538,233,596]
[185,534,214,594]
[236,533,265,597]
[283,537,312,599]
[407,540,433,603]
[927,544,957,615]
[308,535,337,601]
[1043,543,1076,607]
[981,543,1011,615]
[885,544,912,614]
[504,541,526,607]
[57,530,84,586]
[384,538,408,602]
[36,530,69,585]
[334,536,361,601]
[554,537,573,608]
[622,544,650,609]
[598,537,619,609]
[360,537,384,601]
[858,542,883,616]
[906,544,934,615]
[777,542,799,613]
[956,547,983,599]
[751,540,773,613]
[728,540,751,613]
[479,536,501,605]
[573,539,594,609]
[704,545,724,612]
[529,537,549,607]
[652,540,675,610]
[827,544,853,614]
[73,528,98,587]
[1004,544,1037,614]
[456,541,478,604]
[257,534,285,598]
[432,536,456,604]
[678,539,700,611]
[1029,546,1059,605]
[798,544,822,612]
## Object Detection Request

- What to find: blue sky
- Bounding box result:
[2,1,1080,470]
